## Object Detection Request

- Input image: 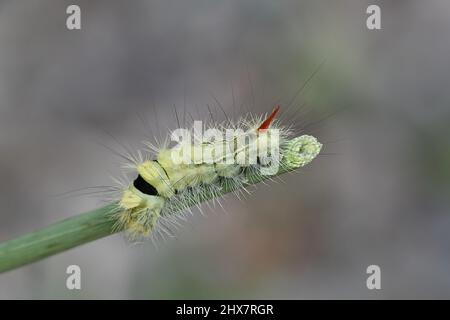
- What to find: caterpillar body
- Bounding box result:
[112,106,322,240]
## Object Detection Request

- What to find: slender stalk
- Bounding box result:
[0,205,116,273]
[0,166,291,273]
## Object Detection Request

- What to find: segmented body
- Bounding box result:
[114,107,322,239]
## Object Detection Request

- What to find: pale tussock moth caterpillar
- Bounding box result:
[108,106,322,241]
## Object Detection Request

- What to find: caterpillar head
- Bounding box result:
[254,106,322,171]
[283,135,322,169]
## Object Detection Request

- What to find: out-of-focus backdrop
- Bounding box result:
[0,0,449,299]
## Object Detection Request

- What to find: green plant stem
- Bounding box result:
[0,205,116,273]
[0,166,295,274]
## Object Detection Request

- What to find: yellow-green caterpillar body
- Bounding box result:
[113,107,322,239]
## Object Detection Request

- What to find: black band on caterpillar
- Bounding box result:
[133,174,158,196]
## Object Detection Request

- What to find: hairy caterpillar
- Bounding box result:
[110,106,322,240]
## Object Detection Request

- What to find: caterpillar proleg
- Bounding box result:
[112,106,322,240]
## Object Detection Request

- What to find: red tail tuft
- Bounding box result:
[258,105,280,131]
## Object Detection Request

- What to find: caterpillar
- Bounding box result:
[110,106,322,240]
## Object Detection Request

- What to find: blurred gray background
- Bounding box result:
[0,0,450,299]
